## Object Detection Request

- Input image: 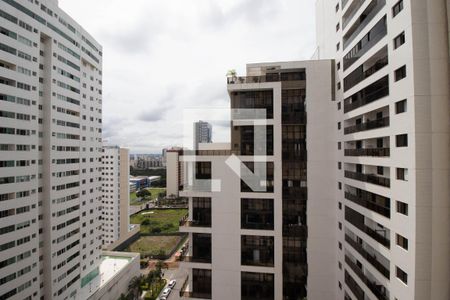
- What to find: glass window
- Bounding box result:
[396,201,408,215]
[392,0,404,17]
[394,32,405,49]
[396,134,408,147]
[396,266,408,284]
[395,99,407,114]
[395,65,407,81]
[396,234,408,250]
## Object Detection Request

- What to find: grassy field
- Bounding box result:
[130,208,187,234]
[127,236,183,256]
[130,187,166,206]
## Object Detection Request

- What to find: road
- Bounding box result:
[163,267,188,300]
[129,200,155,215]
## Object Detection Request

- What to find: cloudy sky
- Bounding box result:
[59,0,317,153]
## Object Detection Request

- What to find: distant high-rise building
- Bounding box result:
[101,146,130,247]
[193,120,212,150]
[166,148,184,198]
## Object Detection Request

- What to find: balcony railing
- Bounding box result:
[179,255,212,264]
[227,75,279,84]
[179,214,212,228]
[344,191,390,218]
[345,270,365,300]
[345,212,390,248]
[344,148,390,157]
[343,0,386,49]
[344,117,389,135]
[345,234,390,278]
[342,0,365,29]
[179,277,212,299]
[345,255,389,300]
[344,170,390,188]
[344,84,389,113]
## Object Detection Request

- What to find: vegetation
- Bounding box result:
[120,264,166,300]
[130,209,187,234]
[130,167,166,179]
[126,235,183,257]
[130,188,166,206]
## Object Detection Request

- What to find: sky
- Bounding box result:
[59,0,317,153]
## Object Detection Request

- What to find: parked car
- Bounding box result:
[161,287,171,298]
[168,279,176,288]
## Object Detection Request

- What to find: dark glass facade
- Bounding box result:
[281,73,307,300]
[242,272,274,300]
[241,198,274,230]
[192,197,211,227]
[241,235,274,267]
[192,233,211,262]
[231,90,273,119]
[233,125,274,156]
[240,162,274,193]
[192,269,212,299]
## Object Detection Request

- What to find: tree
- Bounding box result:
[118,293,127,300]
[128,276,142,300]
[136,189,151,198]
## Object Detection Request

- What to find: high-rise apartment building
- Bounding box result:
[179,1,449,300]
[0,0,106,299]
[193,120,212,150]
[101,146,130,247]
[312,0,450,300]
[179,61,334,300]
[166,148,184,198]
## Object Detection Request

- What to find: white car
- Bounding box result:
[161,287,171,298]
[168,279,176,289]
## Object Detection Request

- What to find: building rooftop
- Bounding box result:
[79,252,138,299]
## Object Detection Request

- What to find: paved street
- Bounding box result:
[164,267,188,300]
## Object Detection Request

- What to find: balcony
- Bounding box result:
[179,214,212,228]
[344,47,388,92]
[343,0,386,49]
[344,190,390,218]
[345,234,390,278]
[345,208,390,249]
[344,76,389,113]
[345,255,389,300]
[227,72,305,85]
[343,16,387,70]
[179,254,211,264]
[228,75,278,84]
[344,117,389,135]
[344,170,390,187]
[345,270,365,300]
[179,276,212,299]
[344,148,390,157]
[342,0,365,29]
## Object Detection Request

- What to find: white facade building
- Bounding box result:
[0,1,137,299]
[101,146,130,247]
[311,0,450,300]
[179,61,334,300]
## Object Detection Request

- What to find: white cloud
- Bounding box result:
[59,0,316,153]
